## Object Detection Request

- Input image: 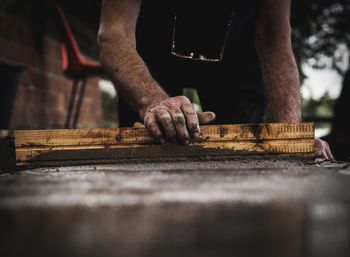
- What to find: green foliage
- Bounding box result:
[302,91,336,118]
[293,1,349,125]
[292,0,350,77]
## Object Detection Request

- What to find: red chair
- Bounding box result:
[55,3,104,128]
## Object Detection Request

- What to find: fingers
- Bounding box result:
[143,96,215,144]
[144,113,164,144]
[156,108,176,140]
[170,108,190,144]
[315,139,328,160]
[181,100,200,138]
[198,112,216,124]
[132,122,145,128]
[145,107,190,144]
[324,141,334,160]
[315,139,334,161]
[162,96,194,144]
[315,140,323,158]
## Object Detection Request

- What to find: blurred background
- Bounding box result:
[0,0,349,159]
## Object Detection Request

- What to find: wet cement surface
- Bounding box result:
[0,159,350,257]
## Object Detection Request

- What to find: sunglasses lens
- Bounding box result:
[171,9,235,62]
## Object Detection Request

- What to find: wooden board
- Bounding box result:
[14,123,315,165]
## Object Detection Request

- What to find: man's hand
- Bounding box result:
[142,96,215,144]
[315,139,334,160]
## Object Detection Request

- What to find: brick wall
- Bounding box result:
[0,11,102,129]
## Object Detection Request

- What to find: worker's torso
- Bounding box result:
[136,0,263,95]
[119,0,267,126]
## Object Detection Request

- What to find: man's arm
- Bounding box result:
[255,0,301,122]
[98,0,214,144]
[256,0,333,160]
[98,0,167,119]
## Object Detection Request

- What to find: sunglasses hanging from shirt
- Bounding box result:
[171,3,236,62]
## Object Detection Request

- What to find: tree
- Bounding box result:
[292,0,350,160]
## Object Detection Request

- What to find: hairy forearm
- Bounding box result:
[98,31,168,117]
[255,0,301,123]
[256,34,301,123]
[255,10,301,122]
[256,34,302,123]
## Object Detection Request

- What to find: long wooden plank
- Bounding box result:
[14,123,315,165]
[15,139,315,162]
[15,123,314,146]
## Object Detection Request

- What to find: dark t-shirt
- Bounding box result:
[119,0,267,126]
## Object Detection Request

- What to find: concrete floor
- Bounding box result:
[0,159,350,257]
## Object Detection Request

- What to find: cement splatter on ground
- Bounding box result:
[0,159,349,257]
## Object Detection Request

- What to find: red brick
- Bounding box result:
[1,11,103,129]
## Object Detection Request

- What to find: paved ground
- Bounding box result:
[0,159,350,257]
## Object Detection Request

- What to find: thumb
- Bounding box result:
[132,122,145,128]
[198,112,216,124]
